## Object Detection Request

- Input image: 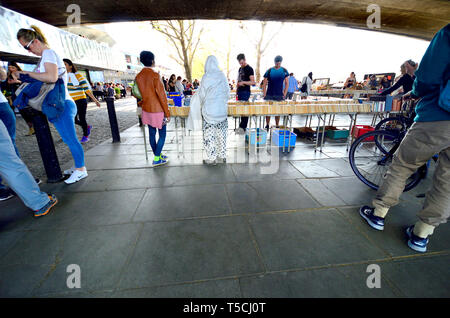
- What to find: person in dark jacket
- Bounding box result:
[380,60,417,96]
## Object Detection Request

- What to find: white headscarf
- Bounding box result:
[197,55,230,124]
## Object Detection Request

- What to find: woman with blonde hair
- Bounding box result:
[380,59,417,96]
[15,25,88,184]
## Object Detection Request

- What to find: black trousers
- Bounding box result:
[74,98,89,136]
[237,90,251,129]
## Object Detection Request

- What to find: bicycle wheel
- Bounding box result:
[349,130,423,191]
[374,117,407,153]
[375,116,407,132]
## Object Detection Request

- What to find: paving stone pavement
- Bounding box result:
[1,119,449,298]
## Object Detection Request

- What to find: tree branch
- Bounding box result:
[261,22,284,53]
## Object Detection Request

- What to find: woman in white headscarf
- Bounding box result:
[196,55,230,165]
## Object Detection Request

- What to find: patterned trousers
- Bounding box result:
[203,119,228,161]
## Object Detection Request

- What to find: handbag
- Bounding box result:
[15,82,55,111]
[132,79,142,99]
[14,59,65,112]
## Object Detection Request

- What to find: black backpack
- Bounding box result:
[300,77,308,93]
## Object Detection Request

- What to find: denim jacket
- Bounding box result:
[13,74,66,123]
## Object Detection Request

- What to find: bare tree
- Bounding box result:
[239,21,284,83]
[150,20,204,82]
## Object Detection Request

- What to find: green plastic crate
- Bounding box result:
[325,129,349,139]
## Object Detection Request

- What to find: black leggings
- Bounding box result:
[19,107,34,128]
[74,98,89,136]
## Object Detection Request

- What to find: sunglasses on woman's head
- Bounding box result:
[23,39,34,51]
[406,60,416,67]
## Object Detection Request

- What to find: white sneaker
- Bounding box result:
[235,127,245,135]
[63,166,75,175]
[64,169,88,184]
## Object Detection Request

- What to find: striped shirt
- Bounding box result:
[67,72,92,101]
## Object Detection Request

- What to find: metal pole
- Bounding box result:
[282,115,287,153]
[175,116,179,155]
[31,110,64,183]
[320,113,327,153]
[105,97,121,143]
[181,117,185,155]
[288,114,293,152]
[142,124,148,161]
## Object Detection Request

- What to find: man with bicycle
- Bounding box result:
[360,24,450,253]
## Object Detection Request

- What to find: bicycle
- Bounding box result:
[348,98,436,191]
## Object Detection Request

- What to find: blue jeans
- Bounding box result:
[148,124,166,158]
[0,102,19,156]
[53,100,85,168]
[0,102,19,190]
[0,120,49,210]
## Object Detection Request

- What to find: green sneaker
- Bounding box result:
[152,158,169,167]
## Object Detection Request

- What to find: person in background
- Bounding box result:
[359,24,450,253]
[6,61,36,136]
[106,83,115,98]
[162,76,168,91]
[343,72,356,89]
[368,74,378,89]
[197,55,230,165]
[380,75,391,90]
[183,82,193,96]
[235,53,255,134]
[391,63,407,95]
[121,83,127,98]
[93,82,104,101]
[114,83,121,99]
[63,58,101,144]
[286,73,298,100]
[135,51,170,167]
[175,76,184,94]
[380,60,417,96]
[193,79,200,90]
[262,55,289,129]
[168,74,176,92]
[300,72,313,100]
[16,25,88,184]
[228,80,234,91]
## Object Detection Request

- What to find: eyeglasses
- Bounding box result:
[23,39,34,51]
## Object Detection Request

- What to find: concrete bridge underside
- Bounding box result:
[2,0,450,40]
